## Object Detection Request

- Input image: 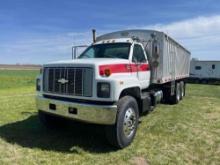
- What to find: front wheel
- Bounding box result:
[105,96,139,149]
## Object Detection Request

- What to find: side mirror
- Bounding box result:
[152,41,160,68]
[153,44,160,59]
[152,61,159,68]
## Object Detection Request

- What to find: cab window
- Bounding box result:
[195,66,201,70]
[132,44,146,63]
[78,43,131,59]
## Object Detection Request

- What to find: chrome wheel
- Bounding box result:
[123,108,136,138]
[181,83,185,98]
[176,84,180,101]
[181,87,184,98]
[177,91,180,101]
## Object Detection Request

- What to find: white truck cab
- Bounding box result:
[36,30,190,148]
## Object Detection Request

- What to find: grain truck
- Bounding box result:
[36,30,191,148]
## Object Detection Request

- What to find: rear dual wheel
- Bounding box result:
[180,81,185,100]
[170,82,180,104]
[171,81,185,104]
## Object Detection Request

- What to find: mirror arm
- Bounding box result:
[71,45,88,59]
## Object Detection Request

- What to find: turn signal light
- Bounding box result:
[100,68,111,77]
[104,68,111,76]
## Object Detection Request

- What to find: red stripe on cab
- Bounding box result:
[99,63,150,76]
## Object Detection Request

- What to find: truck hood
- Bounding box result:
[44,58,130,67]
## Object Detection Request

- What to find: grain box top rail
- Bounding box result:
[96,29,191,54]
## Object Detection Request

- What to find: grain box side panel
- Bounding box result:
[158,35,190,83]
[158,36,176,83]
[174,43,190,79]
[162,35,174,83]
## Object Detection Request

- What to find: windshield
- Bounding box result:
[78,43,131,59]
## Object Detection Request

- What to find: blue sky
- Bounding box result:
[0,0,220,64]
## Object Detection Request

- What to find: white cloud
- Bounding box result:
[145,15,220,60]
[147,15,220,38]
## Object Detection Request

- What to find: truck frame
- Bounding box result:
[36,29,191,148]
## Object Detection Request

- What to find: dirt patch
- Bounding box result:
[130,156,149,165]
[205,112,220,120]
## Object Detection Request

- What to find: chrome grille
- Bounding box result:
[43,67,93,97]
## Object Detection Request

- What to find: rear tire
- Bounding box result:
[105,96,139,149]
[180,81,185,100]
[170,83,181,104]
[183,82,186,96]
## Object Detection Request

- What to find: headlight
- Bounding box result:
[97,82,110,98]
[36,78,41,91]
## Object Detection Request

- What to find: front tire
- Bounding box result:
[105,96,139,149]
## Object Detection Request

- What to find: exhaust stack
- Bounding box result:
[92,29,96,43]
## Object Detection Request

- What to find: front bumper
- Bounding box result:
[36,96,117,125]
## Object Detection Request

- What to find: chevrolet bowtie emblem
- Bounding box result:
[58,78,69,84]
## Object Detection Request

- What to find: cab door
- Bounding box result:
[131,43,151,89]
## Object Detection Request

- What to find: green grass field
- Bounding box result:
[0,70,220,165]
